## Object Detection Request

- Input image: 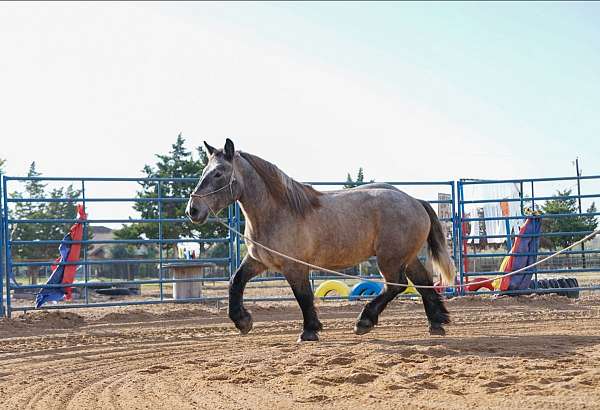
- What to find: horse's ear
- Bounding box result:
[204,141,216,155]
[224,138,235,161]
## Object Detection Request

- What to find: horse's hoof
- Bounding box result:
[429,324,446,336]
[354,319,374,335]
[297,330,319,343]
[235,313,253,335]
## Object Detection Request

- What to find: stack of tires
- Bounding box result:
[529,277,580,299]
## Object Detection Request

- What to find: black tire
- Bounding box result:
[548,279,560,295]
[556,278,569,297]
[537,279,549,290]
[565,277,576,298]
[566,277,580,299]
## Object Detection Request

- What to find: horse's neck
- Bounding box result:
[236,159,286,237]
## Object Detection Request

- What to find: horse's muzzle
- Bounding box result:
[186,204,208,224]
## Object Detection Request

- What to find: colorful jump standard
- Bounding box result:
[35,204,86,308]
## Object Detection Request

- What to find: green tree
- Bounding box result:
[9,163,81,284]
[344,167,368,188]
[10,162,82,260]
[110,244,139,280]
[10,162,47,260]
[114,134,226,258]
[541,189,598,249]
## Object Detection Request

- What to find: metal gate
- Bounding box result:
[457,175,600,295]
[0,175,455,317]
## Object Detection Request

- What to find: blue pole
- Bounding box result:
[235,202,242,269]
[228,205,235,276]
[157,181,164,301]
[81,180,90,305]
[458,180,466,296]
[0,173,4,317]
[2,177,12,317]
[450,182,458,270]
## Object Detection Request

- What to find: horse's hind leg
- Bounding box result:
[354,267,407,335]
[229,256,266,334]
[405,258,450,336]
[285,269,323,342]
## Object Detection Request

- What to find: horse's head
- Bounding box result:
[186,138,240,224]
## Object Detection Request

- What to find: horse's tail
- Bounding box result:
[419,200,456,285]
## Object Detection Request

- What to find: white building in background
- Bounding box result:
[177,241,201,259]
[591,234,600,250]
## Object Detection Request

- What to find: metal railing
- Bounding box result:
[2,173,598,317]
[0,176,455,317]
[456,175,600,296]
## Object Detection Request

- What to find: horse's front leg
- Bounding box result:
[285,269,323,342]
[229,256,266,334]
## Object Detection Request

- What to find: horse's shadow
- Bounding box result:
[361,334,600,360]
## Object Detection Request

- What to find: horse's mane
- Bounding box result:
[239,151,322,217]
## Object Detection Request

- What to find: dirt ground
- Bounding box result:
[1,295,600,410]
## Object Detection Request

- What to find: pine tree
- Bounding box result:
[114,134,225,257]
[356,167,364,185]
[9,163,81,286]
[344,167,369,188]
[541,189,598,249]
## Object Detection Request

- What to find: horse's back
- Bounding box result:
[303,184,430,265]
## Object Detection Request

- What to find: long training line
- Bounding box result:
[214,217,599,290]
[198,182,599,290]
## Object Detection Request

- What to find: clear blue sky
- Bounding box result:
[1,2,599,185]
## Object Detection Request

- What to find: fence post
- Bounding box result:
[228,205,235,276]
[81,180,90,305]
[451,181,458,270]
[457,180,466,296]
[0,173,4,317]
[235,202,242,270]
[157,181,164,301]
[2,177,12,317]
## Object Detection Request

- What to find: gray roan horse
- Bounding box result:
[186,139,455,342]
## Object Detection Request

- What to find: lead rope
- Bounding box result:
[206,202,599,290]
[192,167,600,290]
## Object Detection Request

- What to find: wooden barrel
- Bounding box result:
[163,262,214,300]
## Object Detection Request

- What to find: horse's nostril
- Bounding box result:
[189,206,199,218]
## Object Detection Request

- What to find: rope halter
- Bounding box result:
[190,162,237,202]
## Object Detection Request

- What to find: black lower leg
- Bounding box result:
[407,259,450,335]
[419,288,450,335]
[228,256,265,334]
[287,276,322,342]
[355,270,407,335]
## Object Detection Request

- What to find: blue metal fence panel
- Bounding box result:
[0,173,4,317]
[2,176,11,316]
[2,176,236,317]
[457,175,600,296]
[2,171,599,317]
[1,176,457,316]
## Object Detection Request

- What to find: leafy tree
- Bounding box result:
[114,134,226,258]
[110,244,139,280]
[10,162,82,259]
[344,167,368,188]
[9,163,81,284]
[541,189,598,249]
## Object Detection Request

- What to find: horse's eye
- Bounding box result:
[214,171,222,179]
